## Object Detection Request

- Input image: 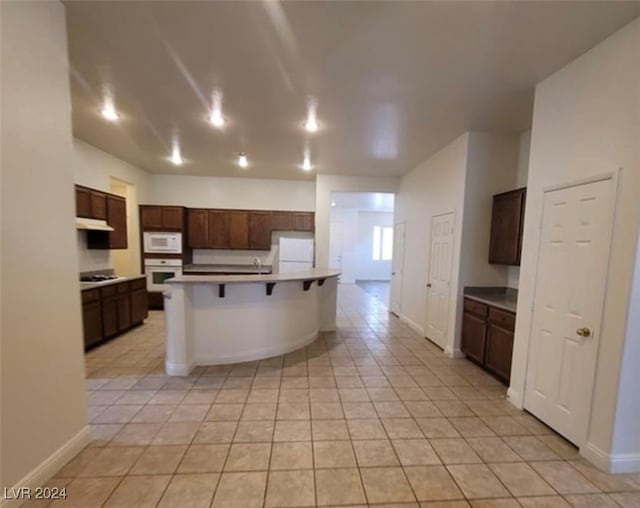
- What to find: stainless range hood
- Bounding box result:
[75,217,114,232]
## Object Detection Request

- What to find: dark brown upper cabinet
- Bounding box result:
[489,187,526,265]
[249,212,272,250]
[77,185,127,250]
[140,205,185,231]
[229,211,250,250]
[271,211,294,231]
[293,212,314,231]
[187,209,209,248]
[75,185,107,220]
[209,210,231,249]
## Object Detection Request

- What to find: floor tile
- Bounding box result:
[157,473,218,508]
[151,422,199,445]
[517,496,571,508]
[312,419,350,440]
[416,418,461,438]
[225,443,271,471]
[103,474,171,507]
[270,441,313,469]
[178,444,229,473]
[430,438,482,464]
[211,471,267,508]
[563,493,620,507]
[353,439,399,466]
[447,464,510,499]
[130,445,186,474]
[348,418,388,439]
[78,446,144,477]
[392,438,441,465]
[314,440,357,468]
[466,437,521,463]
[382,418,424,438]
[265,470,315,507]
[49,477,120,508]
[360,466,416,503]
[529,461,600,494]
[404,465,463,501]
[489,462,555,496]
[277,402,310,420]
[274,420,311,441]
[315,468,366,505]
[234,420,274,442]
[193,421,237,444]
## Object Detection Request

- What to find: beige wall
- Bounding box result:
[148,174,316,211]
[394,134,469,340]
[509,18,640,471]
[1,0,88,490]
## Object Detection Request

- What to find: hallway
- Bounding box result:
[43,285,640,507]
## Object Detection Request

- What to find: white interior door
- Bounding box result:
[329,222,343,275]
[390,222,406,315]
[425,211,455,348]
[524,177,614,445]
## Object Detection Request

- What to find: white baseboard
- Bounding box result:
[506,387,524,409]
[581,442,640,473]
[398,313,425,336]
[165,360,196,376]
[1,426,90,508]
[444,345,465,359]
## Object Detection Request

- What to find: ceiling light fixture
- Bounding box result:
[209,90,226,128]
[304,98,319,133]
[100,97,119,121]
[169,142,183,166]
[238,152,248,168]
[300,149,313,171]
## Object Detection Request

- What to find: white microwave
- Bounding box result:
[143,232,183,254]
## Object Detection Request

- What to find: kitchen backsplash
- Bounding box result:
[77,231,111,272]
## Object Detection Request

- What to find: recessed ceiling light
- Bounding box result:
[331,201,336,207]
[209,90,226,128]
[169,143,183,166]
[100,98,119,121]
[238,152,248,168]
[300,150,313,171]
[304,97,319,133]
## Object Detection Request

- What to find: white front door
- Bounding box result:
[329,222,343,275]
[425,212,455,348]
[524,177,615,445]
[390,222,406,316]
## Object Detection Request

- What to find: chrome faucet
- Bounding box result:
[253,257,263,275]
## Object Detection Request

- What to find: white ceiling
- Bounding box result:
[65,1,639,180]
[331,192,395,213]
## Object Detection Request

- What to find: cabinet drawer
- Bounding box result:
[100,284,117,298]
[117,281,131,294]
[488,307,516,331]
[81,289,100,304]
[131,278,146,291]
[463,298,488,318]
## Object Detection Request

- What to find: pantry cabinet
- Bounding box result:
[489,187,526,265]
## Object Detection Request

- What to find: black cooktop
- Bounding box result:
[80,274,119,282]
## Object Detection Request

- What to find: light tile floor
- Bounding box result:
[30,285,640,507]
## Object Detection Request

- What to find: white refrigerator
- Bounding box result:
[278,238,314,273]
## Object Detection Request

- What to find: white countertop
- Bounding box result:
[166,269,340,284]
[79,275,146,291]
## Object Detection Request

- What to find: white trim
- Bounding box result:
[1,426,90,508]
[444,345,464,359]
[398,313,425,336]
[193,330,319,367]
[506,387,524,409]
[581,442,640,474]
[165,360,195,376]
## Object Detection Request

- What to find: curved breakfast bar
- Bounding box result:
[163,269,340,375]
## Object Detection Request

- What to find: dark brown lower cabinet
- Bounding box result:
[485,324,514,383]
[461,312,487,364]
[82,301,102,348]
[81,277,148,350]
[461,297,515,384]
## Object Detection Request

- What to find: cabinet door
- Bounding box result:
[131,289,149,324]
[76,186,91,218]
[162,207,184,229]
[90,190,107,220]
[293,212,314,231]
[82,301,102,348]
[187,209,209,248]
[461,312,487,364]
[229,211,250,249]
[271,212,293,231]
[489,188,526,265]
[140,206,163,229]
[209,210,231,249]
[249,212,272,250]
[107,195,127,249]
[117,294,132,331]
[102,297,119,338]
[485,324,514,383]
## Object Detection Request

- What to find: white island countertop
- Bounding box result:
[166,269,340,284]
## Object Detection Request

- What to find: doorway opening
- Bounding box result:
[329,191,395,307]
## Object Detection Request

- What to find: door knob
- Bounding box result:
[426,283,432,288]
[576,327,592,338]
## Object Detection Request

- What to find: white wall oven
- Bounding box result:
[145,259,182,292]
[143,232,183,254]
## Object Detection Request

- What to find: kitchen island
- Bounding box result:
[163,269,340,375]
